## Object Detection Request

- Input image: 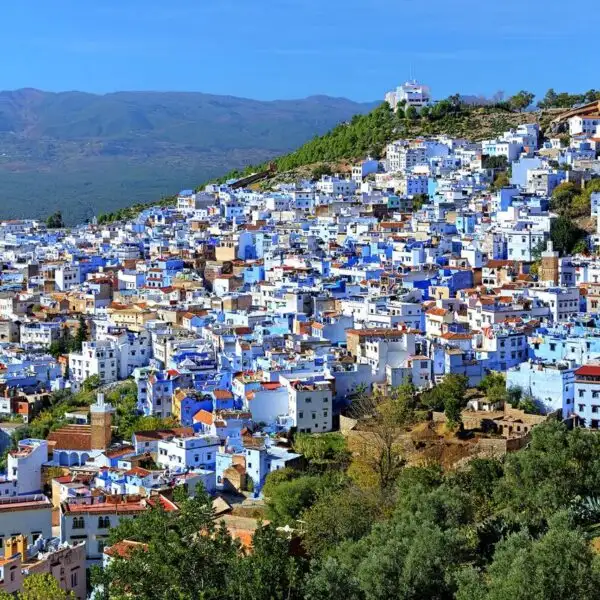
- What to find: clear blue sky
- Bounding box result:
[2,0,598,102]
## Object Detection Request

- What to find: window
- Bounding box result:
[579,404,585,412]
[98,516,110,528]
[71,570,78,588]
[580,389,585,398]
[73,517,85,529]
[298,411,303,419]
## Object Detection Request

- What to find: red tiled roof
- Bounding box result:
[104,540,148,558]
[124,467,151,478]
[47,426,92,451]
[575,365,600,377]
[193,410,214,425]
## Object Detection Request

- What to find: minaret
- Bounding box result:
[539,240,559,286]
[90,392,114,451]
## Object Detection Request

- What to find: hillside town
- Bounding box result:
[3,95,600,596]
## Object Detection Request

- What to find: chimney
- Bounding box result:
[4,536,17,558]
[16,534,27,559]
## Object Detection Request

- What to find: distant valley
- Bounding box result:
[0,89,375,224]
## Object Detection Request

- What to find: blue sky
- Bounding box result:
[1,0,598,102]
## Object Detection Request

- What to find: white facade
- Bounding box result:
[385,80,431,110]
[281,376,333,433]
[0,439,48,497]
[530,287,580,322]
[386,143,427,173]
[481,140,522,162]
[0,495,52,547]
[55,265,81,291]
[19,323,61,347]
[569,115,600,136]
[156,435,220,472]
[69,341,118,385]
[316,176,357,196]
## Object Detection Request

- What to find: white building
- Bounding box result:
[54,265,82,291]
[19,322,61,347]
[0,494,52,547]
[386,143,427,173]
[530,287,580,322]
[0,439,48,497]
[385,80,431,110]
[316,176,357,197]
[568,115,600,136]
[68,341,118,386]
[99,329,153,379]
[156,435,220,472]
[281,376,333,433]
[481,139,522,162]
[60,495,176,562]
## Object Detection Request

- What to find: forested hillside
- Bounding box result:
[0,89,374,224]
[93,408,600,599]
[96,95,568,224]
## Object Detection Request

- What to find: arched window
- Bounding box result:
[73,517,84,529]
[98,516,109,529]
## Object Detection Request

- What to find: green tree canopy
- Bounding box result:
[45,212,64,229]
[508,91,535,112]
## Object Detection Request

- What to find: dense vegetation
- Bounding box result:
[94,416,600,600]
[5,380,175,446]
[0,573,76,599]
[0,89,373,224]
[537,88,600,108]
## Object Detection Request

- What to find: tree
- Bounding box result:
[572,238,590,255]
[302,484,379,557]
[304,556,363,600]
[421,374,469,412]
[490,172,510,191]
[550,216,586,256]
[496,422,600,525]
[518,395,540,414]
[411,193,429,211]
[457,523,600,600]
[346,385,417,492]
[482,155,508,170]
[232,523,305,600]
[82,374,101,392]
[537,88,558,108]
[445,397,463,430]
[292,432,350,469]
[550,181,580,217]
[262,470,327,525]
[311,164,332,180]
[0,573,76,599]
[71,316,88,352]
[405,106,418,121]
[508,90,535,112]
[98,486,306,600]
[45,212,64,229]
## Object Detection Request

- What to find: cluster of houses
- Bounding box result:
[3,100,600,595]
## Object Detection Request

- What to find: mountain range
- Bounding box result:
[0,89,375,224]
